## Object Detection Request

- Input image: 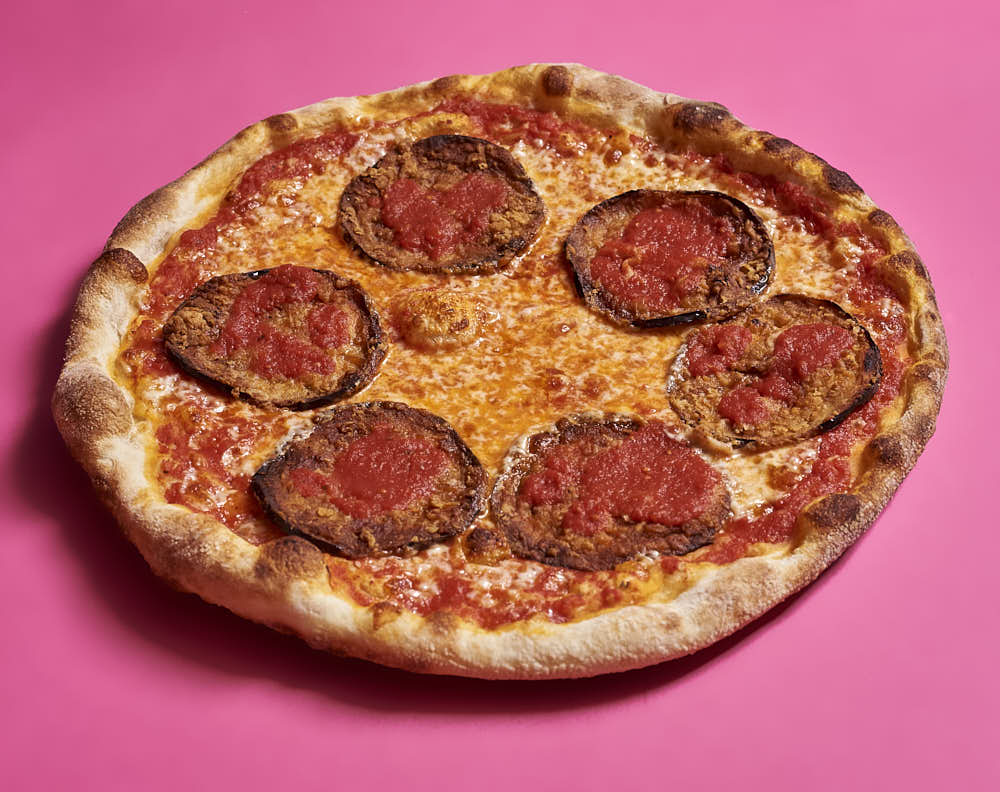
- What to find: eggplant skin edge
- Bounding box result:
[565,189,775,328]
[163,267,387,411]
[668,295,883,450]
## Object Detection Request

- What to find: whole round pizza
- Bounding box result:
[52,64,947,679]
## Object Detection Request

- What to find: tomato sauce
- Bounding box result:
[686,325,752,377]
[590,204,736,311]
[521,422,721,536]
[716,322,854,425]
[380,173,509,260]
[210,265,348,379]
[435,98,597,157]
[289,424,448,519]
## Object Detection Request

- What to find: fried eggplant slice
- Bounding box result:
[163,265,385,410]
[339,134,545,273]
[489,414,730,571]
[667,294,882,448]
[252,401,486,557]
[565,189,773,326]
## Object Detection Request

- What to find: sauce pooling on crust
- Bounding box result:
[490,416,730,571]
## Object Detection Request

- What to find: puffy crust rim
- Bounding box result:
[52,63,948,679]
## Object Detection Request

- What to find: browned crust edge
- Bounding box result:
[52,63,948,680]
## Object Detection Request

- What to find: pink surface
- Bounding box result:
[2,1,997,788]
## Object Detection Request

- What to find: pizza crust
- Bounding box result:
[52,63,947,679]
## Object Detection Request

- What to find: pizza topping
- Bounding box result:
[717,386,772,426]
[340,135,545,273]
[566,190,773,326]
[590,203,734,310]
[668,295,882,447]
[164,265,385,409]
[686,324,752,377]
[211,265,349,378]
[490,415,729,571]
[288,423,448,519]
[389,288,488,351]
[773,323,854,380]
[380,173,510,260]
[714,323,855,427]
[253,402,486,557]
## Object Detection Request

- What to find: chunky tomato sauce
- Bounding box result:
[687,325,752,377]
[717,322,854,425]
[521,422,720,536]
[380,173,509,260]
[591,203,737,310]
[118,102,911,628]
[211,265,348,379]
[290,424,448,519]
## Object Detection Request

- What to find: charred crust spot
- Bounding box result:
[668,295,883,449]
[255,536,326,582]
[888,250,928,281]
[868,434,905,467]
[763,135,797,154]
[867,209,898,230]
[908,411,936,445]
[264,113,298,133]
[252,401,486,559]
[163,266,385,410]
[822,164,862,195]
[490,415,729,571]
[99,248,148,284]
[805,493,861,530]
[339,135,546,274]
[674,102,731,133]
[565,189,774,327]
[431,75,462,94]
[541,65,573,97]
[910,361,941,385]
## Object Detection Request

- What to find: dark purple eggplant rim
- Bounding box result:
[164,266,387,411]
[565,189,775,328]
[251,400,487,557]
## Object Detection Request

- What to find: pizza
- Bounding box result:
[52,64,947,679]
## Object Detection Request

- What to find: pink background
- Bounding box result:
[2,1,997,789]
